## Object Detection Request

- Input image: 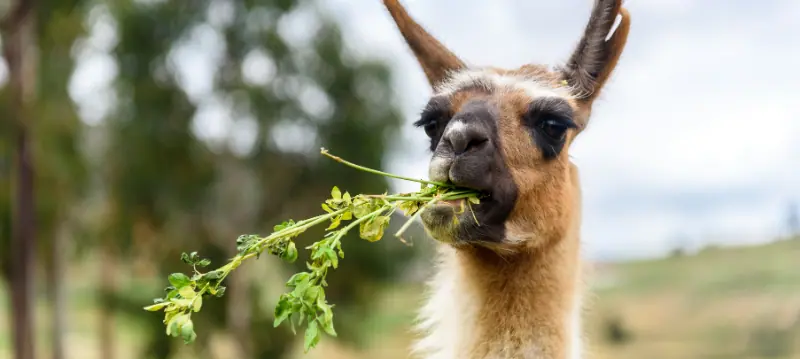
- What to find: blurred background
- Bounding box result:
[1,0,798,359]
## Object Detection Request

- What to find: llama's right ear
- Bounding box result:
[383,0,466,88]
[560,0,630,110]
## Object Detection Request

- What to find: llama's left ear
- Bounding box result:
[383,0,466,88]
[560,0,631,110]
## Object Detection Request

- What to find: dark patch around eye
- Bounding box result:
[522,97,578,159]
[414,96,452,151]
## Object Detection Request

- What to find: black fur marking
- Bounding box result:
[414,96,452,151]
[522,97,577,159]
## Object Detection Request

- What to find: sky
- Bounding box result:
[36,0,800,261]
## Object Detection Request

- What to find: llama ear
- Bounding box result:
[560,1,630,108]
[383,0,466,88]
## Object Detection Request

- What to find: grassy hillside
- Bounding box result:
[2,239,799,359]
[584,238,800,359]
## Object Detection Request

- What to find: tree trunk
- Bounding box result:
[99,244,116,359]
[49,223,67,359]
[10,125,35,359]
[3,1,38,359]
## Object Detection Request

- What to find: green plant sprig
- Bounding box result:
[145,148,482,352]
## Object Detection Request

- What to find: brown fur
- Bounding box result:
[382,1,631,358]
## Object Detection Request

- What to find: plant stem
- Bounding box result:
[250,209,347,254]
[367,192,476,202]
[320,148,453,188]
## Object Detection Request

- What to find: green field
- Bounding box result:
[3,239,800,359]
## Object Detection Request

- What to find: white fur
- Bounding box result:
[428,155,453,183]
[433,68,574,101]
[605,13,622,41]
[412,246,476,359]
[568,291,584,359]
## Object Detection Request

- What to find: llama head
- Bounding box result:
[383,0,631,251]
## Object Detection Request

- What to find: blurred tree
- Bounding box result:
[99,0,414,358]
[1,1,39,358]
[35,3,90,359]
[1,1,89,358]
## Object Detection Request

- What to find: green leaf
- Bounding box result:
[359,215,389,242]
[468,196,480,204]
[304,320,320,352]
[335,242,344,258]
[274,297,292,327]
[192,296,202,312]
[167,319,179,337]
[292,279,311,298]
[398,201,420,216]
[290,315,297,335]
[170,298,192,308]
[341,210,352,221]
[197,259,211,267]
[304,286,321,303]
[331,186,341,200]
[326,215,341,230]
[213,286,226,297]
[321,203,333,213]
[319,314,337,337]
[342,192,351,204]
[179,286,196,300]
[168,273,191,288]
[180,252,192,264]
[297,311,306,329]
[181,319,197,344]
[273,220,296,232]
[166,313,188,337]
[143,302,169,312]
[204,270,222,280]
[352,196,375,218]
[280,242,298,263]
[324,247,338,269]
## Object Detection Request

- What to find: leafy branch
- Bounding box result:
[144,148,482,352]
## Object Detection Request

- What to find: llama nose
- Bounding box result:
[444,121,489,155]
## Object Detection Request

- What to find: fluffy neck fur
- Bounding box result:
[413,238,583,359]
[413,169,584,359]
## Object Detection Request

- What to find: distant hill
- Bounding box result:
[583,237,800,359]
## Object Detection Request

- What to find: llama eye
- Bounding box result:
[423,122,438,138]
[539,119,570,140]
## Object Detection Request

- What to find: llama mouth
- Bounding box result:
[440,199,465,206]
[423,192,491,222]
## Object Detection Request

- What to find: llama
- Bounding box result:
[381,1,631,358]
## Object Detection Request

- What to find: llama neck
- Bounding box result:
[413,235,583,359]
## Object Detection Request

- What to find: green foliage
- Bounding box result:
[146,149,482,352]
